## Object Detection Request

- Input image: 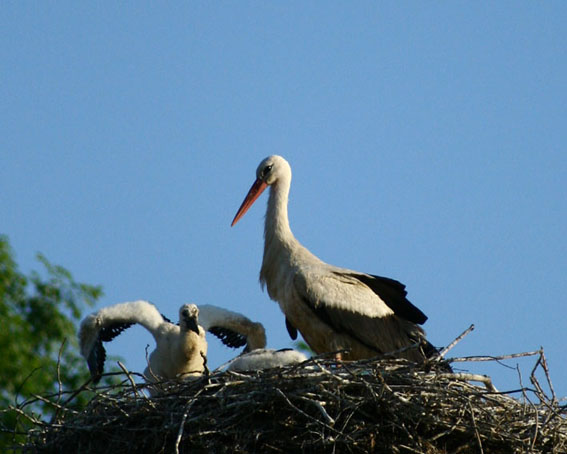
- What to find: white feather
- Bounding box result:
[227,349,308,371]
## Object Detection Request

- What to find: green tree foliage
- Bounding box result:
[0,236,105,448]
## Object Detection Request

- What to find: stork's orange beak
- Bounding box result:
[231,179,268,226]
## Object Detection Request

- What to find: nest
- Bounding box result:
[16,348,567,454]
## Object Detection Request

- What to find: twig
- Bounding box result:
[274,388,353,441]
[51,338,68,423]
[298,396,335,426]
[117,361,143,399]
[14,366,43,407]
[468,399,484,454]
[531,396,540,453]
[56,339,66,403]
[7,405,45,426]
[174,389,204,454]
[201,351,210,383]
[30,394,79,414]
[437,373,498,392]
[144,344,159,382]
[439,324,475,357]
[379,342,421,359]
[449,351,541,362]
[538,348,557,405]
[312,361,350,384]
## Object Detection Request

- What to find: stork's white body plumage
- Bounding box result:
[227,348,308,372]
[232,155,438,362]
[79,301,207,383]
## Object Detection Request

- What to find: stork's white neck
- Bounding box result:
[261,171,298,293]
[265,178,294,245]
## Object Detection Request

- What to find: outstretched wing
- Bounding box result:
[207,326,247,349]
[78,300,166,383]
[86,321,133,383]
[198,304,267,351]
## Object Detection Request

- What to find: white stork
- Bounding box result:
[79,301,207,383]
[231,155,439,362]
[198,304,308,371]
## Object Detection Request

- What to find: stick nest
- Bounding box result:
[18,350,567,454]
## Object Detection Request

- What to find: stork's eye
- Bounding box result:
[262,164,273,178]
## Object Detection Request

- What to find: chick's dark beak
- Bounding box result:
[184,313,200,334]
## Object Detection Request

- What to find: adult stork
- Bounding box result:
[231,155,439,362]
[199,304,308,371]
[79,301,207,383]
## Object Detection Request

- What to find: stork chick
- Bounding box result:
[199,304,308,371]
[79,301,207,383]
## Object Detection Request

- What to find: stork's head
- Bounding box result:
[231,155,291,226]
[255,155,291,186]
[179,304,200,334]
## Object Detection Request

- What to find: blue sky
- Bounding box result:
[2,3,566,399]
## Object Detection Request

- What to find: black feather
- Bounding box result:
[160,313,173,324]
[285,317,298,340]
[99,321,134,342]
[87,339,103,383]
[88,322,134,384]
[208,326,247,349]
[347,272,428,325]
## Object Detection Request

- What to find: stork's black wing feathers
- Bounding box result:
[160,313,174,324]
[88,321,134,384]
[349,272,428,325]
[99,322,135,342]
[285,317,298,340]
[208,326,247,349]
[87,338,106,384]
